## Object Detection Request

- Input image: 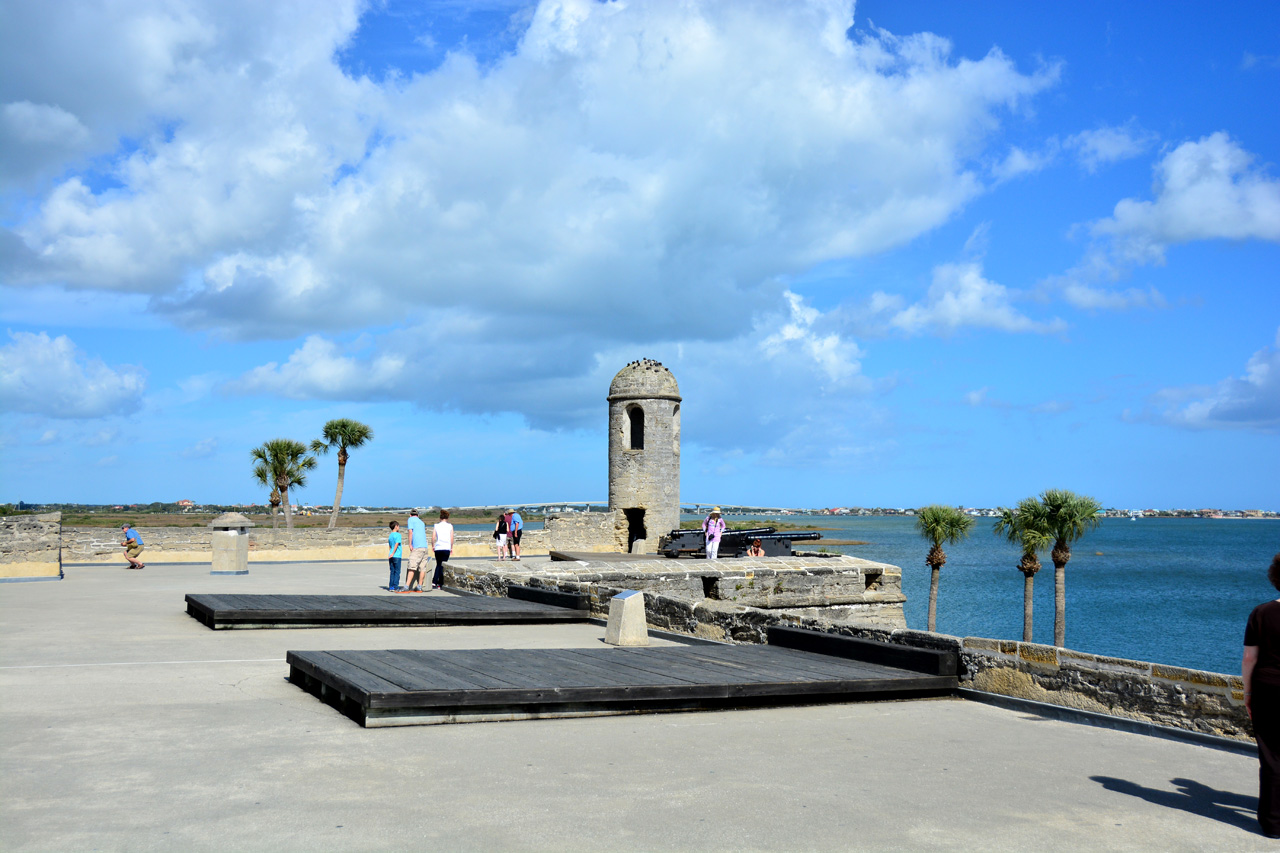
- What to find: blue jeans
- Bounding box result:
[388,556,402,590]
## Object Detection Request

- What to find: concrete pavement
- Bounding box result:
[1,560,1271,851]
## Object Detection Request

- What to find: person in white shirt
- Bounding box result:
[431,509,455,590]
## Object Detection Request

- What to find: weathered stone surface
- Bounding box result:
[604,591,649,646]
[546,512,617,553]
[961,641,1251,741]
[1018,643,1059,667]
[210,529,250,575]
[0,513,62,578]
[962,637,1001,652]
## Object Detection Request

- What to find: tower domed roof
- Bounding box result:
[608,359,681,402]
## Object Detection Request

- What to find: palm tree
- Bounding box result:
[1040,488,1103,647]
[250,439,317,530]
[266,486,282,529]
[915,505,975,632]
[310,419,374,529]
[994,498,1053,642]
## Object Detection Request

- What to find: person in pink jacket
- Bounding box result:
[702,507,726,560]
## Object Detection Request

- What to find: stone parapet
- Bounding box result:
[61,525,550,563]
[957,636,1249,741]
[449,553,904,620]
[0,513,63,579]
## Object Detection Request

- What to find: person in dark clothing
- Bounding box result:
[1244,552,1280,839]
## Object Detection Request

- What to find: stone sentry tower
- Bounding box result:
[608,359,681,553]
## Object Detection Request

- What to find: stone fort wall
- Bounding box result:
[545,511,626,553]
[60,526,551,563]
[0,513,63,579]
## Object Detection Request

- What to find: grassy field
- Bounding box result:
[678,518,836,531]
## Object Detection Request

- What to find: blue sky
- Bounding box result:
[1,0,1277,510]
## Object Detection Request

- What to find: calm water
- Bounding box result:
[684,514,1279,675]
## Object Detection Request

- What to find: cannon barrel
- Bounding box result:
[720,527,777,539]
[722,529,820,542]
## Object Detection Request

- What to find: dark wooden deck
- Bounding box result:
[185,586,589,630]
[286,627,960,726]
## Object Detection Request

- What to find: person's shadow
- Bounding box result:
[1092,775,1258,833]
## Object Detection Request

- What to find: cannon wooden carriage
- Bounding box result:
[658,526,821,558]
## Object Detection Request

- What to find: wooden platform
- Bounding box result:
[286,626,960,726]
[185,586,589,630]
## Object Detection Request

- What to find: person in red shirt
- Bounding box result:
[1244,552,1280,839]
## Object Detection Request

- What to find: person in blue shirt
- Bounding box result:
[387,521,403,591]
[509,510,523,562]
[120,524,144,570]
[403,509,430,592]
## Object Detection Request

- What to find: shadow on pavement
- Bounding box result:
[1092,775,1258,833]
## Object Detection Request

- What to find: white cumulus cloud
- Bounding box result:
[888,262,1064,335]
[760,291,864,384]
[1091,132,1280,266]
[5,0,1055,348]
[0,331,146,418]
[1149,328,1280,432]
[1048,132,1278,309]
[236,336,408,400]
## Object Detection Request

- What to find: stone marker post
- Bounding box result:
[209,512,254,575]
[604,590,649,646]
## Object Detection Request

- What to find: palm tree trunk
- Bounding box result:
[328,458,346,529]
[1053,562,1066,647]
[282,486,294,530]
[1052,539,1069,647]
[928,566,939,632]
[1023,572,1034,642]
[271,504,279,530]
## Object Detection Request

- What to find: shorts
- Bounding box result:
[408,549,431,574]
[126,543,143,558]
[495,533,507,547]
[512,529,523,544]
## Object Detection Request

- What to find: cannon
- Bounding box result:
[658,526,821,558]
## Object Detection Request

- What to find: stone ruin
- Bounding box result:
[547,358,681,555]
[534,360,907,628]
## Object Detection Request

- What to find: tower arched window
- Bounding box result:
[628,406,645,450]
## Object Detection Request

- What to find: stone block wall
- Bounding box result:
[545,512,622,553]
[441,560,1251,742]
[448,529,549,558]
[958,637,1248,740]
[61,525,551,563]
[0,512,63,579]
